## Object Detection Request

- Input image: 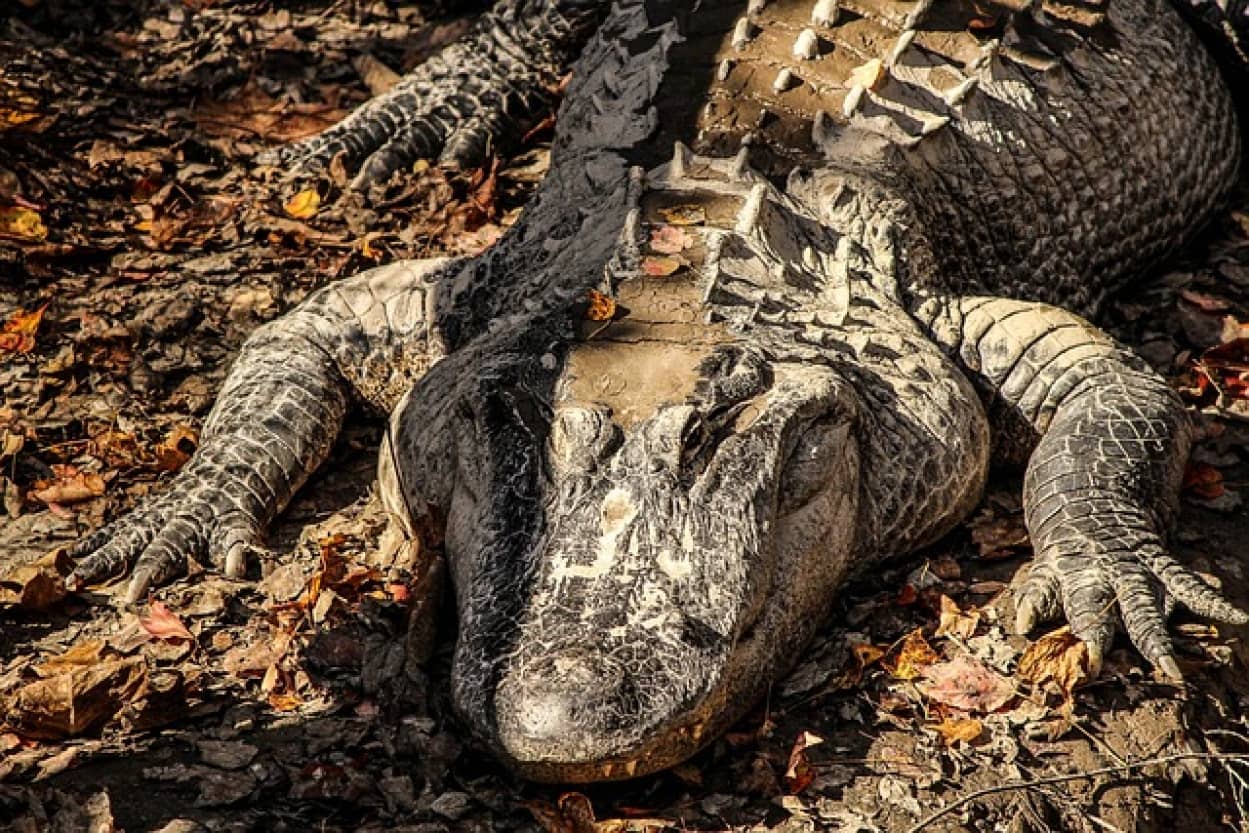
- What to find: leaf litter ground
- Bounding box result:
[3,2,1249,832]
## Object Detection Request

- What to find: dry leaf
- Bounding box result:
[140,600,194,643]
[784,730,825,794]
[154,424,199,473]
[641,256,683,277]
[0,304,47,354]
[658,204,706,226]
[5,657,148,740]
[931,717,983,745]
[918,655,1014,713]
[0,205,47,240]
[649,225,690,254]
[284,188,320,220]
[585,289,617,321]
[848,58,886,90]
[35,640,107,677]
[1183,462,1225,500]
[934,594,980,639]
[886,629,939,680]
[31,469,106,505]
[1017,626,1089,698]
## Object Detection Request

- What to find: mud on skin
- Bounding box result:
[69,0,1249,781]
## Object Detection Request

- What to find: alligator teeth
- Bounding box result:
[717,58,734,81]
[602,764,614,778]
[748,0,769,13]
[624,760,638,776]
[811,0,839,26]
[843,84,865,117]
[773,68,798,93]
[793,29,819,60]
[942,76,978,106]
[736,182,768,234]
[691,722,707,743]
[732,17,755,49]
[730,145,751,181]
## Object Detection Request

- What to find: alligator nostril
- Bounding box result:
[495,651,628,757]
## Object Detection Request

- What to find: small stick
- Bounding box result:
[905,751,1249,833]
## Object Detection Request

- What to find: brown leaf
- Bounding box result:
[0,550,68,610]
[1183,462,1225,500]
[5,656,148,740]
[284,188,320,220]
[35,640,107,677]
[0,304,47,354]
[918,655,1014,713]
[585,289,618,322]
[885,629,939,680]
[934,594,981,640]
[139,600,194,643]
[1017,626,1089,698]
[931,716,984,745]
[784,729,825,794]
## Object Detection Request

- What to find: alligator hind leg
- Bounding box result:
[261,0,605,187]
[916,295,1247,676]
[68,257,461,602]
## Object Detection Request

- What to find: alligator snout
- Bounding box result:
[493,650,631,766]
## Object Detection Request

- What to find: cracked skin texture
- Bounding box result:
[67,0,1249,782]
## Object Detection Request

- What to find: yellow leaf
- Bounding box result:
[283,188,320,219]
[848,58,886,90]
[0,206,47,240]
[933,594,980,639]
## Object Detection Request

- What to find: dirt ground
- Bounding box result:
[3,2,1249,832]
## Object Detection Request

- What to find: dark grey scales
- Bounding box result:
[68,0,1249,782]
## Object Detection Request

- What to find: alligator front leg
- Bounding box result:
[261,0,606,187]
[68,258,459,602]
[916,295,1247,677]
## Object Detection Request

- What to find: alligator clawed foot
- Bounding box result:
[67,468,269,603]
[1015,546,1248,681]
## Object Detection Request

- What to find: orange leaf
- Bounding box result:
[931,717,983,745]
[934,594,980,639]
[658,204,706,226]
[885,629,939,680]
[140,600,194,643]
[1183,462,1225,500]
[31,469,105,505]
[154,424,199,473]
[1017,626,1089,699]
[585,289,617,322]
[0,304,47,354]
[641,255,683,277]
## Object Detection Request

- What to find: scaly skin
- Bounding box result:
[72,0,1247,781]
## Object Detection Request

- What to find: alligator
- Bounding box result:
[66,0,1249,782]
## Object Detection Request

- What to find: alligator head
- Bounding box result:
[384,329,863,782]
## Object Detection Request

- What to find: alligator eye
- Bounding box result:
[777,418,840,515]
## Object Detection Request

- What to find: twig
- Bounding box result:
[904,751,1249,833]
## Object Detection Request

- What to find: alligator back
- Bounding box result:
[541,0,1240,318]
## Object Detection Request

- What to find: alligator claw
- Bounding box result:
[1015,544,1247,679]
